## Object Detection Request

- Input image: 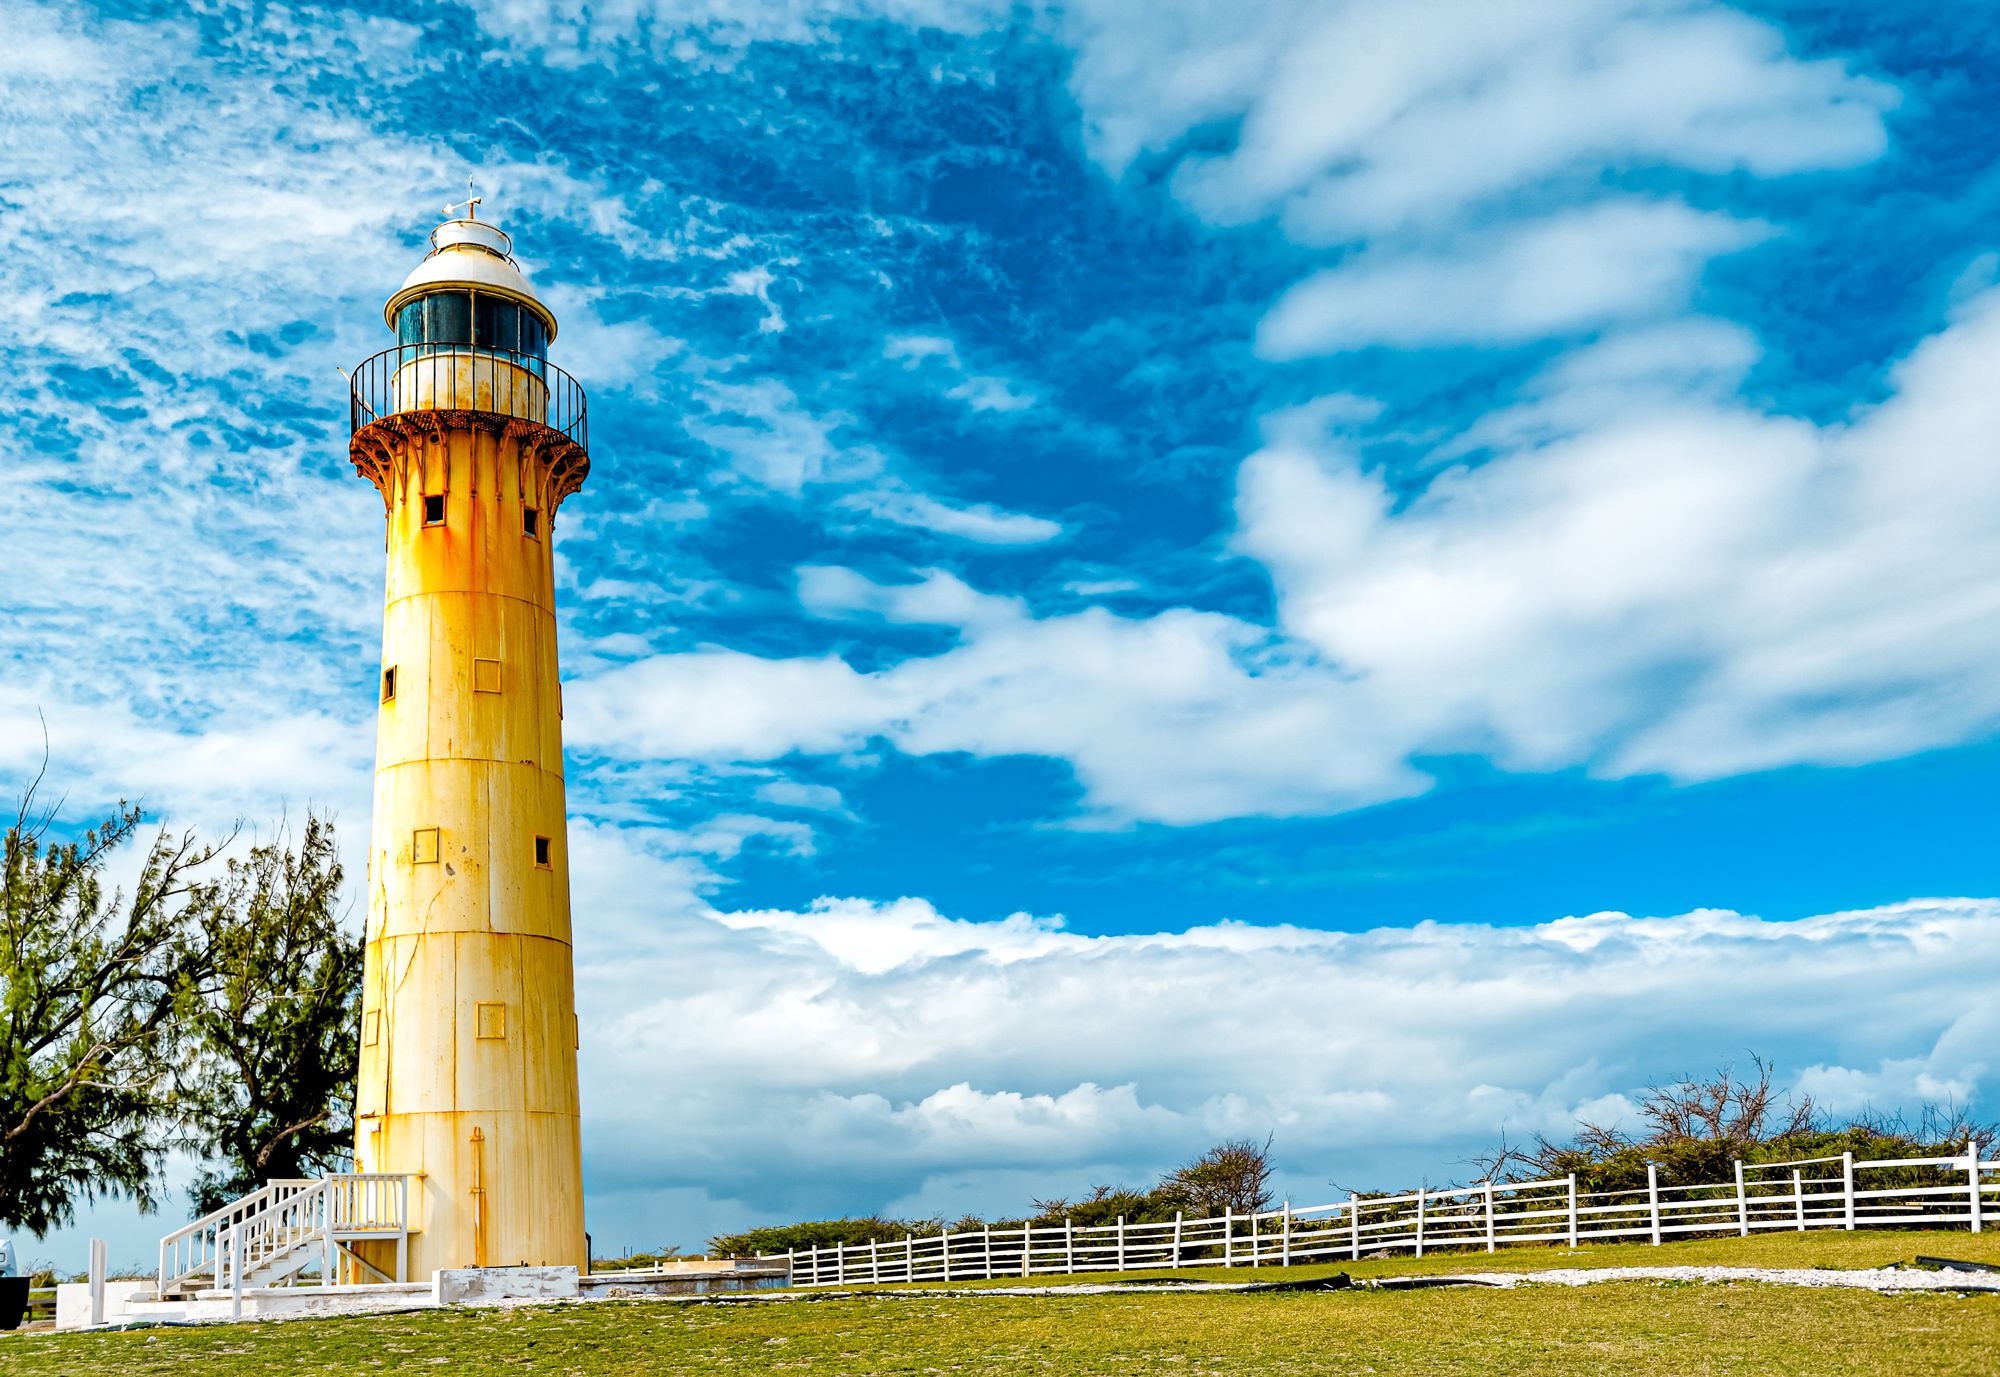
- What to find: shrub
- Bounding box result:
[709,1217,926,1257]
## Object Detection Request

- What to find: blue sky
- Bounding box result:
[5,0,2000,1264]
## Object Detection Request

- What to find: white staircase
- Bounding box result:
[158,1174,415,1298]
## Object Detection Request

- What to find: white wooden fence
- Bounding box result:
[789,1146,1998,1287]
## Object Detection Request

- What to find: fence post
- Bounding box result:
[1065,1218,1074,1274]
[1282,1201,1292,1267]
[89,1237,107,1328]
[1970,1141,1985,1234]
[1734,1160,1749,1237]
[1415,1188,1426,1259]
[942,1228,952,1282]
[1484,1182,1496,1253]
[1842,1152,1856,1231]
[1023,1224,1033,1277]
[983,1227,993,1280]
[1224,1206,1234,1267]
[1349,1193,1361,1262]
[1792,1169,1805,1231]
[228,1226,243,1322]
[1566,1175,1578,1249]
[1172,1211,1183,1268]
[1250,1208,1260,1267]
[836,1240,846,1287]
[871,1238,880,1285]
[1116,1216,1127,1273]
[905,1234,914,1283]
[1647,1163,1661,1247]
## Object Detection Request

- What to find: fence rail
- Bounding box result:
[788,1147,1998,1287]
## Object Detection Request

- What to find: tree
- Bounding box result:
[1,765,365,1234]
[1155,1135,1275,1217]
[176,814,361,1215]
[1478,1057,1994,1195]
[1633,1056,1815,1146]
[0,790,221,1233]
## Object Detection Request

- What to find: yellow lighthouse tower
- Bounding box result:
[345,200,590,1279]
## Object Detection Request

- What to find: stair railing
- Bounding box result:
[210,1178,335,1293]
[158,1179,317,1296]
[167,1173,418,1296]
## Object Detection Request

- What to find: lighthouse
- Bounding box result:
[345,200,591,1278]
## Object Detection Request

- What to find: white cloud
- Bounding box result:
[689,380,1060,542]
[1257,201,1769,355]
[1240,285,2000,782]
[754,778,850,813]
[884,334,960,364]
[839,486,1063,545]
[1065,0,1893,232]
[569,649,895,761]
[571,884,2000,1235]
[576,286,2000,822]
[1062,576,1141,597]
[715,896,1075,975]
[1061,1,1891,362]
[798,565,1024,628]
[885,331,1038,413]
[948,374,1038,412]
[1442,318,1764,458]
[0,0,675,843]
[691,379,883,494]
[572,567,1425,824]
[468,0,1014,65]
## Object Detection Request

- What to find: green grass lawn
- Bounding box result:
[3,1231,1995,1376]
[3,1284,1995,1376]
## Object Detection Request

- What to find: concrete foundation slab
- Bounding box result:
[435,1266,579,1306]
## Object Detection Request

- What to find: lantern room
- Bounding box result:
[354,206,571,432]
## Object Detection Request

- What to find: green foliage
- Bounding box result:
[0,795,218,1233]
[0,771,362,1234]
[733,1138,1283,1251]
[1022,1138,1278,1230]
[589,1246,683,1272]
[176,815,361,1216]
[1480,1058,1993,1194]
[1028,1186,1163,1228]
[1155,1136,1275,1217]
[708,1217,925,1257]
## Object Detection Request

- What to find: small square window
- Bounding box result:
[534,835,552,868]
[412,827,440,865]
[422,494,445,526]
[362,1010,380,1047]
[472,657,501,694]
[523,508,541,538]
[381,666,397,702]
[474,1002,506,1041]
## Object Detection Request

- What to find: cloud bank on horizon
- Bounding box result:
[4,0,1999,1252]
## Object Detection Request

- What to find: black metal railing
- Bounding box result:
[347,345,587,451]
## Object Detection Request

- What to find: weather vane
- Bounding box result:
[443,177,481,221]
